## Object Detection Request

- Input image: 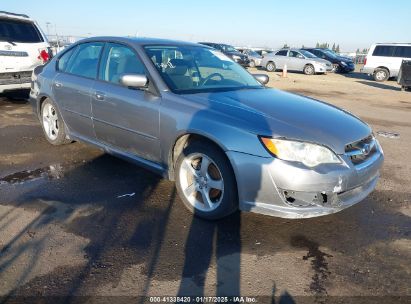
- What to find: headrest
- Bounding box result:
[165,59,189,75]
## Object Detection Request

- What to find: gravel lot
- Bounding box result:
[0,68,410,303]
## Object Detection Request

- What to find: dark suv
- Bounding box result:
[199,42,250,67]
[302,48,355,73]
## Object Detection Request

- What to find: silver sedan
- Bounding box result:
[261,48,333,74]
[30,37,383,220]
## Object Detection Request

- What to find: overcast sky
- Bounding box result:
[2,0,410,51]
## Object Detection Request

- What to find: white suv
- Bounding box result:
[0,11,51,94]
[361,43,411,82]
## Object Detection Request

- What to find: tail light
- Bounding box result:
[364,57,367,65]
[38,48,52,63]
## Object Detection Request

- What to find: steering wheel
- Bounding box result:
[201,73,225,86]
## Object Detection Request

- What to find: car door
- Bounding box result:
[91,42,161,162]
[53,42,104,140]
[273,50,289,69]
[288,50,305,71]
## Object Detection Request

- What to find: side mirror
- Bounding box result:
[253,74,269,85]
[120,74,148,89]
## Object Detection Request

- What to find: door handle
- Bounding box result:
[94,91,105,101]
[54,82,63,88]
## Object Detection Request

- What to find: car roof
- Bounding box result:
[0,11,32,21]
[77,36,204,47]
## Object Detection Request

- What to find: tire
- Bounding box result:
[266,61,276,72]
[175,140,238,220]
[40,98,71,145]
[303,64,315,75]
[373,68,389,82]
[249,60,256,68]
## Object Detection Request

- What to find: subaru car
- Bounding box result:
[30,37,384,220]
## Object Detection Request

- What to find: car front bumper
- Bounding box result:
[226,144,384,219]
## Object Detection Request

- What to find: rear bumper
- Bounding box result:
[0,83,31,93]
[226,143,384,219]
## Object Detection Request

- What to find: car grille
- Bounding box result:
[345,135,377,165]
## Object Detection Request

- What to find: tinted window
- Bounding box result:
[57,47,77,72]
[276,50,288,56]
[372,45,395,57]
[0,18,43,43]
[67,42,103,79]
[99,43,146,84]
[393,46,411,58]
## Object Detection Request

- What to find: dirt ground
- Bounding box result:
[0,67,410,303]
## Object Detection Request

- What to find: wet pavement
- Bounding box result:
[0,80,410,304]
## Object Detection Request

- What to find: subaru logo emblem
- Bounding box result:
[362,144,371,155]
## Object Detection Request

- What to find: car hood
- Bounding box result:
[185,88,371,154]
[225,51,247,58]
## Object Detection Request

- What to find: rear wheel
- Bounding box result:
[266,61,276,72]
[41,98,71,145]
[373,68,389,82]
[303,64,315,75]
[175,141,238,220]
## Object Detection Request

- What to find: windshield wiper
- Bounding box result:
[0,38,17,46]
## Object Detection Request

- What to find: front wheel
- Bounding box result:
[175,141,238,220]
[249,60,256,68]
[303,64,315,75]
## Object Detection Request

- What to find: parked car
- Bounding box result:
[30,37,383,220]
[0,11,51,94]
[261,48,332,74]
[237,48,263,67]
[361,43,411,82]
[302,48,355,73]
[198,42,250,67]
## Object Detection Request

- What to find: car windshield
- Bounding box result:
[144,45,262,94]
[323,50,338,59]
[221,44,237,52]
[247,50,260,57]
[299,50,317,58]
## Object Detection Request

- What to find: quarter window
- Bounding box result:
[57,47,77,72]
[276,50,288,56]
[393,46,411,58]
[99,43,146,84]
[372,45,395,57]
[66,42,103,79]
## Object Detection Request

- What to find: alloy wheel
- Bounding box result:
[179,153,224,212]
[42,103,59,141]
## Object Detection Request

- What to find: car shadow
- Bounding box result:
[356,80,401,91]
[0,90,30,104]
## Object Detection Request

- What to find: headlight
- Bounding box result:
[260,137,341,167]
[340,61,347,66]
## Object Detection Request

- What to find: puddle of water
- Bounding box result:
[0,164,64,185]
[376,131,400,139]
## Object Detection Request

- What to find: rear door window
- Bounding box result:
[372,45,395,57]
[0,18,43,43]
[66,42,104,79]
[393,46,411,58]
